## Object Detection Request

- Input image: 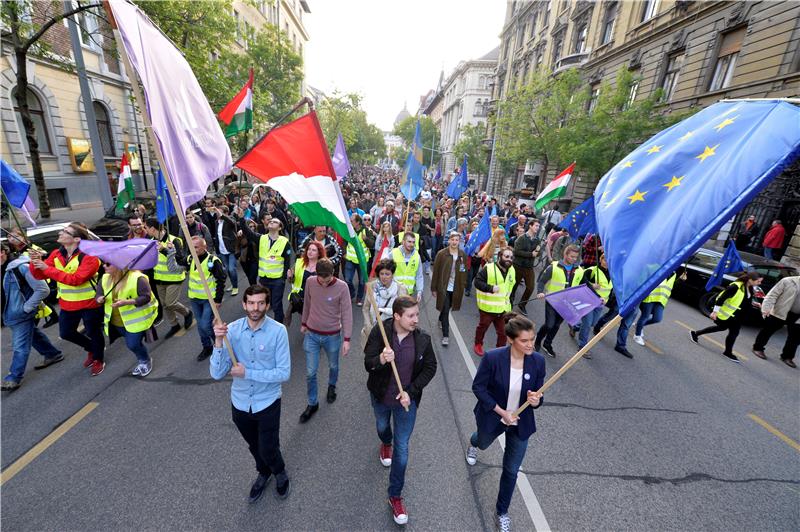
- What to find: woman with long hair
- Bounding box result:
[432,207,445,258]
[285,239,326,327]
[375,221,395,262]
[478,228,508,264]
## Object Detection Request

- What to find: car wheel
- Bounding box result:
[698,291,715,317]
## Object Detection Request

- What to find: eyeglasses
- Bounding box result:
[59,229,76,237]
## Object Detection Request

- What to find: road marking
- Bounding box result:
[644,341,664,355]
[449,316,552,532]
[673,320,748,360]
[747,414,800,453]
[1,402,99,486]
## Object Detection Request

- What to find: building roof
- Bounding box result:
[478,46,500,62]
[394,103,411,127]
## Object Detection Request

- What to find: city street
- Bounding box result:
[2,277,798,531]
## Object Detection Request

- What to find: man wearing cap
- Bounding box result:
[240,216,293,323]
[380,201,401,235]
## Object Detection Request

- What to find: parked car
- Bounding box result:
[1,223,100,254]
[89,191,156,241]
[673,242,798,322]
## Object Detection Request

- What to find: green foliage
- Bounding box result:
[317,92,386,165]
[393,115,440,166]
[452,123,488,177]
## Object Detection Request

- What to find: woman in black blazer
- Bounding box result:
[466,313,545,532]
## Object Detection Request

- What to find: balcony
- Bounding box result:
[552,52,590,74]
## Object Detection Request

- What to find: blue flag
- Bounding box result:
[1,159,31,208]
[595,100,800,316]
[434,164,441,180]
[465,208,491,256]
[155,169,176,223]
[400,121,425,199]
[705,241,745,291]
[559,197,597,239]
[446,154,469,199]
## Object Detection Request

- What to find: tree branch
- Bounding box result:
[21,2,103,53]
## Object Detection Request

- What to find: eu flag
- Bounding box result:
[465,208,491,256]
[400,121,425,199]
[1,159,31,208]
[595,100,800,316]
[434,164,441,180]
[705,241,744,291]
[155,169,176,223]
[559,197,596,239]
[446,154,469,199]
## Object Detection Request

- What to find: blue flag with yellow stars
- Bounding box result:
[446,154,469,199]
[400,121,425,199]
[705,241,744,291]
[594,100,800,316]
[559,197,596,239]
[155,169,176,224]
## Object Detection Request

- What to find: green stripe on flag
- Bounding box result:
[225,108,253,138]
[534,185,568,211]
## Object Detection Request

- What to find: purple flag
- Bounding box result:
[332,133,351,180]
[544,284,604,327]
[79,239,158,271]
[109,1,232,214]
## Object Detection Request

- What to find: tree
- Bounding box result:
[393,115,440,167]
[317,92,386,165]
[2,0,104,218]
[453,123,488,178]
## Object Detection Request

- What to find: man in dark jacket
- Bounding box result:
[363,296,437,526]
[210,205,240,296]
[511,220,541,315]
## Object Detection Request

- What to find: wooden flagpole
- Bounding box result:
[103,2,237,363]
[366,288,409,412]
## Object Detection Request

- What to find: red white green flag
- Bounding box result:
[116,151,135,210]
[535,162,575,211]
[234,111,368,277]
[218,69,253,138]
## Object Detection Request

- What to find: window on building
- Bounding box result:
[640,0,660,22]
[552,31,564,64]
[530,11,537,35]
[661,52,685,101]
[474,99,483,117]
[516,23,526,49]
[12,87,52,155]
[93,101,115,157]
[574,23,588,54]
[543,3,550,27]
[66,2,100,49]
[601,2,617,45]
[625,78,640,110]
[258,0,267,16]
[588,84,600,112]
[234,10,241,42]
[536,49,544,69]
[709,27,745,91]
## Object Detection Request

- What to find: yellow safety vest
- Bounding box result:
[54,253,97,302]
[397,231,420,250]
[716,280,745,321]
[391,247,420,293]
[258,235,289,279]
[643,273,676,307]
[289,257,306,298]
[23,245,54,318]
[153,235,186,282]
[345,230,371,264]
[583,266,613,300]
[543,261,582,294]
[102,271,158,336]
[476,263,516,314]
[188,254,221,300]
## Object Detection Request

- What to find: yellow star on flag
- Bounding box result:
[627,190,647,204]
[622,160,635,168]
[646,145,662,155]
[695,144,719,163]
[679,131,694,142]
[662,175,684,192]
[714,116,737,132]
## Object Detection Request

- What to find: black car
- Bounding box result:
[89,191,156,241]
[0,223,101,253]
[673,242,798,321]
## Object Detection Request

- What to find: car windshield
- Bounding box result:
[752,266,798,283]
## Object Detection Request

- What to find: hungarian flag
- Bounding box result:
[218,69,253,138]
[116,152,135,210]
[535,162,575,211]
[235,111,368,277]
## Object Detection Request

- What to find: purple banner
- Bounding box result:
[544,285,604,327]
[79,238,158,271]
[332,133,351,180]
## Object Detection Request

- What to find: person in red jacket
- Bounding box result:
[29,223,106,376]
[762,219,786,261]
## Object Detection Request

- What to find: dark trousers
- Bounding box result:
[260,277,286,323]
[696,318,741,356]
[475,310,506,347]
[439,291,453,337]
[59,306,105,362]
[471,426,529,516]
[754,312,799,360]
[466,257,481,295]
[231,399,286,477]
[536,302,563,348]
[510,266,535,308]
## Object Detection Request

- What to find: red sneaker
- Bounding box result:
[474,344,485,357]
[90,360,105,377]
[388,496,408,525]
[83,352,94,368]
[379,443,392,467]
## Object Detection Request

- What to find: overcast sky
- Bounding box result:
[304,0,507,132]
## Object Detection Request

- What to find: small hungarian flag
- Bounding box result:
[535,162,575,211]
[218,69,253,138]
[235,111,368,278]
[116,152,135,210]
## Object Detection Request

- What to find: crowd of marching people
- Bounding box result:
[2,167,797,531]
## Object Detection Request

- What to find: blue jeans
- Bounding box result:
[578,306,605,348]
[635,302,665,336]
[595,304,638,348]
[219,252,238,289]
[7,318,61,381]
[471,426,529,515]
[343,260,365,301]
[303,331,341,406]
[190,299,214,348]
[260,278,285,323]
[112,325,149,363]
[372,396,418,497]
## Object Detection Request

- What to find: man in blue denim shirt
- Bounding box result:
[210,285,291,504]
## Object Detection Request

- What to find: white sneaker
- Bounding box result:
[441,337,449,346]
[465,445,478,466]
[497,513,511,532]
[633,335,645,346]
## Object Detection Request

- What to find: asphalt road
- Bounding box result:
[2,270,798,531]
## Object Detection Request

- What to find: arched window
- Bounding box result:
[93,101,115,157]
[12,87,53,154]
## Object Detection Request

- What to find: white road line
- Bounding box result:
[449,315,552,532]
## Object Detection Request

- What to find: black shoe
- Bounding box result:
[534,342,542,353]
[44,312,59,328]
[326,385,337,404]
[615,346,634,359]
[164,324,182,339]
[1,379,21,392]
[275,472,290,499]
[196,346,212,361]
[781,358,797,369]
[542,344,557,358]
[568,327,576,338]
[34,353,64,370]
[517,304,528,316]
[299,404,319,423]
[464,291,470,298]
[248,473,272,504]
[689,331,699,344]
[184,312,194,330]
[722,352,740,363]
